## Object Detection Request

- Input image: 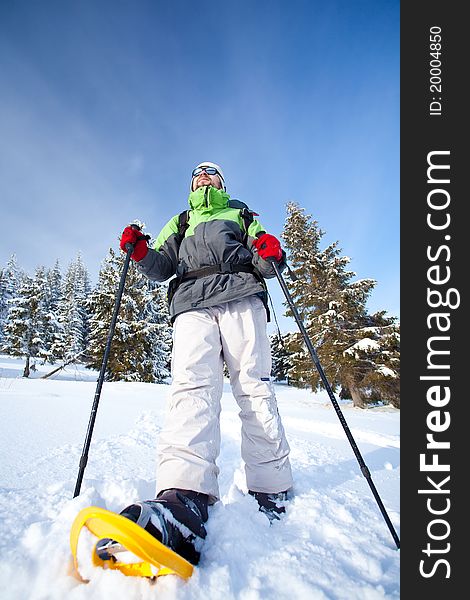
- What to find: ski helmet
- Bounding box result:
[190,161,226,191]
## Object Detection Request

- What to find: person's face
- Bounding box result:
[192,167,223,191]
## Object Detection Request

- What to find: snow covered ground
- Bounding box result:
[0,355,400,599]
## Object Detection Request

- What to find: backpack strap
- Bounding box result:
[176,210,190,243]
[179,262,255,282]
[240,207,255,246]
[227,199,258,246]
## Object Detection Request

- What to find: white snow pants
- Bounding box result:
[156,295,293,503]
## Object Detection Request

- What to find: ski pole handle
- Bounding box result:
[124,223,142,252]
[125,223,151,255]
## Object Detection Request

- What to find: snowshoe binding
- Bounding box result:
[249,490,290,521]
[96,488,208,566]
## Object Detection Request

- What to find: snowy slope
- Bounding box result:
[0,356,400,599]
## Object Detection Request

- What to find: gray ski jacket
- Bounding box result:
[136,185,284,320]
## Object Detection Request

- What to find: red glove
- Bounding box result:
[120,226,149,261]
[253,233,283,262]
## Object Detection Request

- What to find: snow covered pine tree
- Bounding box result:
[282,202,400,408]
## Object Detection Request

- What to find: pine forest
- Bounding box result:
[0,205,399,408]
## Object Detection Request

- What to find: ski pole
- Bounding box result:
[270,260,400,549]
[73,226,142,498]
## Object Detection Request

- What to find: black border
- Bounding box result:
[401,2,465,596]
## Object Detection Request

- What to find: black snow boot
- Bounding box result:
[248,490,290,521]
[96,488,209,565]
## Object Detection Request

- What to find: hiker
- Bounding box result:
[108,161,293,564]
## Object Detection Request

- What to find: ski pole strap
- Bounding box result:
[179,262,255,281]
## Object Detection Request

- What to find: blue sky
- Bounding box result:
[0,0,399,331]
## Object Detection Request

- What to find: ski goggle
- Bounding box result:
[191,166,220,178]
